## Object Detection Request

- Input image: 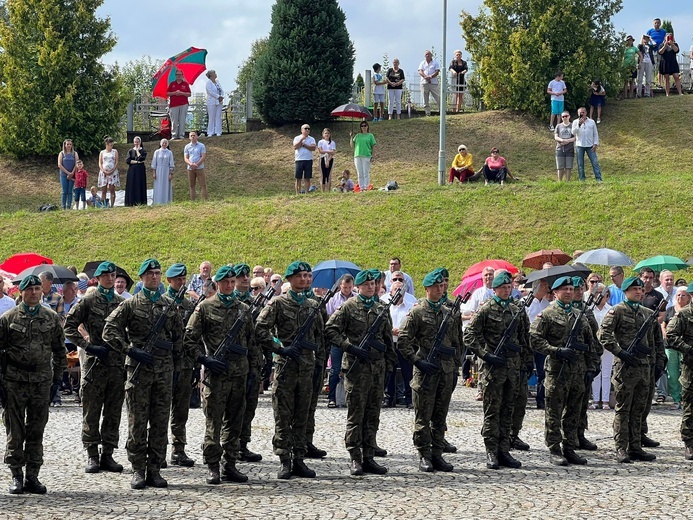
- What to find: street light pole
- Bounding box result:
[437,0,448,186]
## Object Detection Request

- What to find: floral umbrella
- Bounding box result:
[151,47,208,100]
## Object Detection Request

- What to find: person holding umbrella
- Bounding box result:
[167,68,191,140]
[349,121,376,192]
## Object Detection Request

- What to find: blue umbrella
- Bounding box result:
[311,260,361,289]
[573,248,634,267]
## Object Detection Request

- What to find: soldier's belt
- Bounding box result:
[152,339,173,351]
[5,358,38,372]
[434,345,457,357]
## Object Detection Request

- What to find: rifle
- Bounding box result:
[493,292,535,359]
[422,291,471,388]
[345,287,403,379]
[626,298,667,356]
[82,343,112,384]
[125,285,187,390]
[201,280,282,387]
[252,280,282,320]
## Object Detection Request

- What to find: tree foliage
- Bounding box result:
[254,0,355,126]
[0,0,127,157]
[120,55,163,102]
[461,0,624,117]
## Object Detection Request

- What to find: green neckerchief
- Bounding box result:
[493,295,513,309]
[572,301,584,310]
[217,292,236,308]
[289,290,306,305]
[98,285,115,302]
[358,294,377,309]
[556,300,573,313]
[21,302,40,316]
[142,287,160,303]
[233,289,252,302]
[426,298,444,312]
[166,286,183,303]
[304,289,316,299]
[441,292,449,303]
[625,299,640,312]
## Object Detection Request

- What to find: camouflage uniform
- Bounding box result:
[237,291,263,451]
[576,302,603,444]
[399,298,461,458]
[255,293,323,460]
[640,325,667,440]
[598,302,662,453]
[665,303,693,454]
[102,291,189,473]
[184,294,258,466]
[465,298,530,455]
[325,296,395,461]
[0,304,66,480]
[530,303,597,453]
[510,331,535,444]
[169,293,195,453]
[305,291,329,452]
[63,289,125,459]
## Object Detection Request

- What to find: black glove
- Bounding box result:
[525,361,535,374]
[128,347,154,366]
[347,344,370,362]
[616,350,638,368]
[584,370,596,386]
[654,366,664,381]
[191,366,201,387]
[246,371,258,394]
[85,344,109,363]
[556,348,578,363]
[197,355,227,375]
[482,353,506,367]
[414,359,439,375]
[278,345,301,361]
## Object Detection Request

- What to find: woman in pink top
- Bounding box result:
[482,147,510,185]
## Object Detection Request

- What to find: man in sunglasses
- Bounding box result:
[384,257,415,295]
[293,124,316,195]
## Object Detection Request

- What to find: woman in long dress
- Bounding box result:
[124,136,148,206]
[98,137,119,207]
[151,138,174,205]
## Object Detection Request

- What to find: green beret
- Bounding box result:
[423,270,445,288]
[138,258,161,277]
[369,268,383,281]
[19,274,41,291]
[622,276,644,291]
[551,276,572,291]
[571,276,585,288]
[491,272,513,288]
[214,265,236,282]
[436,267,450,279]
[165,263,187,278]
[233,263,251,277]
[354,270,375,286]
[284,261,311,278]
[687,282,693,294]
[94,261,116,277]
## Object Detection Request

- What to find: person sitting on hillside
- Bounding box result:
[448,144,476,184]
[334,169,354,192]
[482,148,512,185]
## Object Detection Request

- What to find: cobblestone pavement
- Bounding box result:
[0,386,689,519]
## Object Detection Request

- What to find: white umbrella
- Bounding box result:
[574,248,634,267]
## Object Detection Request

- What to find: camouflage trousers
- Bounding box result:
[202,371,247,465]
[170,367,194,449]
[411,365,454,457]
[240,369,260,444]
[271,357,313,458]
[511,366,530,438]
[2,379,50,475]
[480,358,520,453]
[612,362,650,451]
[641,365,656,435]
[80,359,126,456]
[544,363,584,451]
[344,359,386,459]
[680,364,693,446]
[306,360,327,445]
[124,366,172,472]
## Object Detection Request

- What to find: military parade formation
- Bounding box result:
[2,258,693,495]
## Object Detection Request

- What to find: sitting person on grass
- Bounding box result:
[334,169,355,192]
[449,144,477,183]
[482,148,514,185]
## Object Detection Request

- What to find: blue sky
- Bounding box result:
[98,1,693,94]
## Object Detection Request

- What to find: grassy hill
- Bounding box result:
[1,96,692,292]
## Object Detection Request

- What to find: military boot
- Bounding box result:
[373,445,388,457]
[577,429,597,451]
[291,458,316,478]
[442,438,458,453]
[431,453,454,472]
[206,463,221,485]
[419,455,435,472]
[145,469,168,488]
[549,447,568,466]
[24,474,46,495]
[222,460,248,483]
[277,456,292,480]
[239,442,262,462]
[131,469,146,489]
[350,451,364,476]
[497,451,522,469]
[305,442,327,459]
[362,458,388,475]
[628,448,656,462]
[171,449,195,467]
[99,452,123,473]
[616,449,632,464]
[641,435,660,448]
[563,448,588,465]
[485,451,500,470]
[85,455,100,474]
[510,436,530,451]
[9,468,23,495]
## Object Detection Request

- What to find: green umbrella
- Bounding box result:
[633,255,689,273]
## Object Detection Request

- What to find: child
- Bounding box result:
[372,63,386,122]
[89,186,106,208]
[589,79,606,124]
[547,71,567,131]
[73,160,88,210]
[334,169,354,192]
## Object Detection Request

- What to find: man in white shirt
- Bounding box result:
[462,267,495,327]
[384,258,415,295]
[184,131,208,200]
[418,50,441,117]
[382,280,415,408]
[293,123,316,195]
[571,107,603,181]
[0,278,15,316]
[656,270,676,309]
[114,276,132,300]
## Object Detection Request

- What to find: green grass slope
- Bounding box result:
[1,96,692,291]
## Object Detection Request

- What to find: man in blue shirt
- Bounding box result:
[647,18,667,84]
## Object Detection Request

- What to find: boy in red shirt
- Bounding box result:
[73,160,88,209]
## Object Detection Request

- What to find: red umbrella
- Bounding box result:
[331,103,372,119]
[0,252,53,275]
[522,249,572,270]
[463,259,518,278]
[151,47,208,100]
[452,272,483,297]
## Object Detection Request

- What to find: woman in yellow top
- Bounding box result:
[448,144,474,183]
